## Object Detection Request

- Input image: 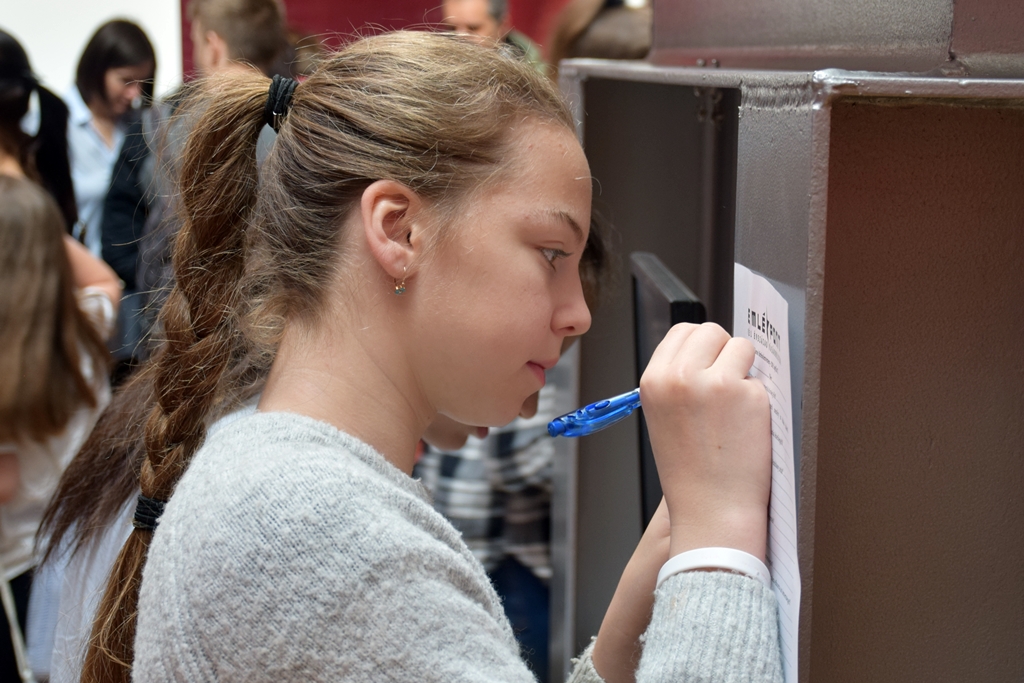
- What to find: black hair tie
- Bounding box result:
[133,494,167,531]
[263,74,298,132]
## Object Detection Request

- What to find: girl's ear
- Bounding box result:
[360,179,424,280]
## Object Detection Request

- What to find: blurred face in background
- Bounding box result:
[191,19,216,74]
[103,62,152,116]
[442,0,506,44]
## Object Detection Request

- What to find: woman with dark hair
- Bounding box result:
[64,19,155,255]
[0,28,78,230]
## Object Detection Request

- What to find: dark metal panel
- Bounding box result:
[813,100,1024,682]
[731,78,821,683]
[733,79,816,290]
[554,64,752,675]
[556,59,1024,683]
[650,0,955,72]
[646,0,1024,76]
[573,76,708,654]
[952,0,1024,75]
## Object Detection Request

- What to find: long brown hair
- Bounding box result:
[77,31,574,682]
[0,175,108,444]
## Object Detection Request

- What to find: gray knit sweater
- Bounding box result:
[134,412,782,682]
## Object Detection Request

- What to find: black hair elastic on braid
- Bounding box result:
[132,494,166,531]
[263,74,298,132]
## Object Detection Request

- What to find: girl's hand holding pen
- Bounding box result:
[591,324,771,683]
[640,322,773,562]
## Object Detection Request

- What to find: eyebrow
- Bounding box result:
[549,209,585,245]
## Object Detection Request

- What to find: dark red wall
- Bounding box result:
[509,0,575,51]
[181,0,573,77]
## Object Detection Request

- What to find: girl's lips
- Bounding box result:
[474,426,490,439]
[527,361,547,386]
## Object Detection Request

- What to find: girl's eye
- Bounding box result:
[541,248,570,267]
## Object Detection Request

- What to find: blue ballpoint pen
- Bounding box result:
[547,388,641,438]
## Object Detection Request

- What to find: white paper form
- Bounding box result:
[733,263,800,683]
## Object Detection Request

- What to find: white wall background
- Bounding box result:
[3,0,182,99]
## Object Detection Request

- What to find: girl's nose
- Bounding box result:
[554,279,592,338]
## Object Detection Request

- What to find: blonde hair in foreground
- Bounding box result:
[83,30,574,682]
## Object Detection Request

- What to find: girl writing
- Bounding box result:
[55,31,781,683]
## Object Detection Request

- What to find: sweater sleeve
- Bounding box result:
[567,640,605,683]
[563,572,782,683]
[635,571,784,683]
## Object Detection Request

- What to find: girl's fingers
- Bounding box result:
[675,322,731,371]
[712,336,757,378]
[645,322,700,372]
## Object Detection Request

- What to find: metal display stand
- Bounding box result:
[550,5,1024,680]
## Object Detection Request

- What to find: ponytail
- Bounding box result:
[82,71,272,683]
[78,30,578,680]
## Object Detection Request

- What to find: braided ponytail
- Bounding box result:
[79,31,576,681]
[81,70,273,683]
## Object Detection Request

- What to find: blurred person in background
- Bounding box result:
[102,0,286,374]
[64,19,155,256]
[188,0,287,77]
[546,0,651,78]
[442,0,546,74]
[0,174,120,683]
[0,29,78,231]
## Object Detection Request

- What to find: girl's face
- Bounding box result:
[103,62,152,116]
[410,121,592,428]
